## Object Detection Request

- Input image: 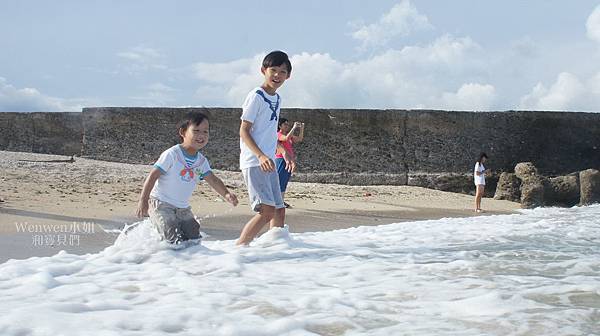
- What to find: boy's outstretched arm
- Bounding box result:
[136,168,162,217]
[204,173,239,206]
[240,120,274,172]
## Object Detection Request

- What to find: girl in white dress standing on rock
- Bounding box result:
[474,152,488,213]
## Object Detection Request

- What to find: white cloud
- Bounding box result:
[191,35,492,110]
[193,55,264,106]
[589,72,600,95]
[586,5,600,43]
[441,83,496,111]
[285,35,485,109]
[193,56,261,84]
[117,46,162,61]
[0,77,85,112]
[187,3,600,112]
[519,72,587,111]
[116,46,167,74]
[351,0,432,49]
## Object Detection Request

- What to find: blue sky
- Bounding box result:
[1,0,600,112]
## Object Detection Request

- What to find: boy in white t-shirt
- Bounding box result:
[236,50,295,245]
[136,112,238,244]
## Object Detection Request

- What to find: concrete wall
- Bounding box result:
[0,112,82,156]
[80,107,600,173]
[1,108,599,191]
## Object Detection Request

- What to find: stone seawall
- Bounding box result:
[0,112,82,156]
[1,108,599,192]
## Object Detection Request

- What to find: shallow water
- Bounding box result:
[0,205,599,335]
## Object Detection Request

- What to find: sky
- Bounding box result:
[1,0,600,112]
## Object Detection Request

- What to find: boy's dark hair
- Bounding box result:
[278,117,288,131]
[178,112,208,138]
[263,50,292,74]
[477,152,488,163]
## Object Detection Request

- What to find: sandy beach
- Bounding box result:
[0,150,520,263]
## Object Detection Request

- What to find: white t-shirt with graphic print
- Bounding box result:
[150,145,212,208]
[239,87,281,170]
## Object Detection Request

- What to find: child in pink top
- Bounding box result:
[275,117,304,207]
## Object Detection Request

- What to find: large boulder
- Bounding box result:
[580,169,600,205]
[545,174,580,206]
[515,162,538,180]
[494,172,521,202]
[520,177,546,208]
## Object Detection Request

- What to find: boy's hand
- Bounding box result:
[224,192,239,206]
[258,154,275,172]
[136,199,149,218]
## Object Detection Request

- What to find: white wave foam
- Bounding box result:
[0,205,599,335]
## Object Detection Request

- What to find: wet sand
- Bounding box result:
[0,151,520,263]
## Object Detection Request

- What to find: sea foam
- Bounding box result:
[0,205,599,335]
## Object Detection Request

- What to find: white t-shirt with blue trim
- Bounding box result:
[150,145,212,208]
[239,87,281,169]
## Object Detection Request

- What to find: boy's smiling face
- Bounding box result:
[180,119,209,152]
[261,64,290,94]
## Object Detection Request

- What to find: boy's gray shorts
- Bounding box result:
[242,166,285,212]
[148,198,200,244]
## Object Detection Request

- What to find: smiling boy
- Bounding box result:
[136,112,238,244]
[236,51,295,245]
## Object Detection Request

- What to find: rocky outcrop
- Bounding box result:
[497,162,598,208]
[580,169,600,205]
[520,176,546,208]
[514,162,538,180]
[513,162,547,208]
[546,174,580,206]
[493,173,521,202]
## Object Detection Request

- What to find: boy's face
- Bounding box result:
[180,119,209,151]
[261,64,290,92]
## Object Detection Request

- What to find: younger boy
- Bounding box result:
[136,112,238,244]
[237,50,294,245]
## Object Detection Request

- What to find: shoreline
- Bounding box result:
[0,150,520,263]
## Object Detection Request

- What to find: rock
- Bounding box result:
[494,172,521,202]
[520,177,545,208]
[580,169,600,205]
[514,162,538,180]
[545,174,580,206]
